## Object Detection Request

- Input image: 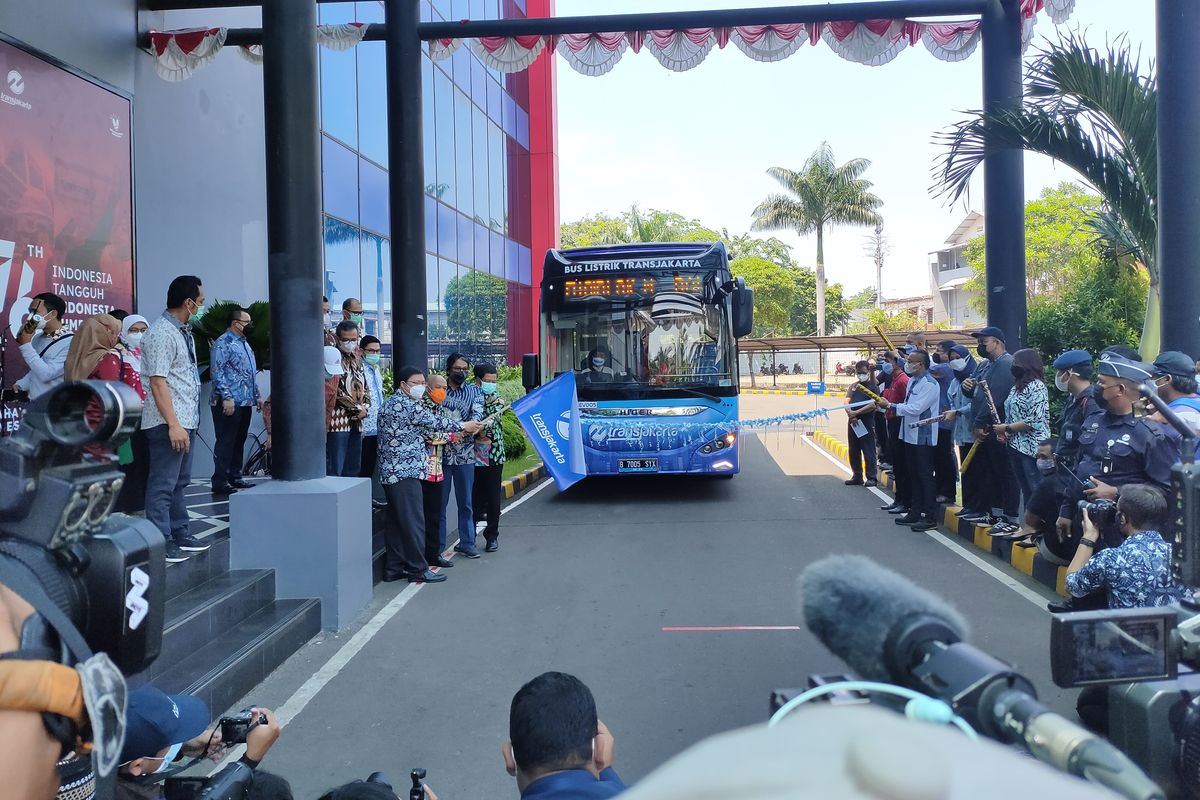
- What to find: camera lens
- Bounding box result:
[32,381,142,447]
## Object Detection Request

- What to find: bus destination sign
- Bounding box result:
[562,258,704,275]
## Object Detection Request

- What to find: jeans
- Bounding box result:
[326,428,363,477]
[144,424,195,542]
[440,463,476,551]
[211,405,252,489]
[958,442,980,512]
[473,464,503,541]
[847,419,876,481]
[1009,450,1042,511]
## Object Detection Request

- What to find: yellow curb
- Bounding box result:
[1056,567,1068,596]
[1010,541,1037,576]
[501,464,545,501]
[972,525,993,553]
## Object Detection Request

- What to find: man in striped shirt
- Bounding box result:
[876,349,941,531]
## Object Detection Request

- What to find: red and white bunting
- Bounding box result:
[147,2,1077,81]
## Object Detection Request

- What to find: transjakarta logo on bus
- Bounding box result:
[563,258,703,274]
[530,412,568,465]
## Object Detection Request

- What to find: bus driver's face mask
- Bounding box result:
[593,357,606,368]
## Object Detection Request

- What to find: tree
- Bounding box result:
[560,213,629,248]
[936,33,1158,355]
[862,223,889,308]
[722,229,796,268]
[752,142,883,336]
[729,256,796,337]
[851,308,926,337]
[846,287,878,310]
[791,268,850,335]
[961,183,1108,315]
[559,206,720,247]
[444,270,507,340]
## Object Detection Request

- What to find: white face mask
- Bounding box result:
[323,312,333,328]
[856,373,869,381]
[1055,372,1070,392]
[408,383,426,400]
[123,332,145,349]
[949,358,967,372]
[338,341,357,354]
[592,358,606,368]
[903,363,917,376]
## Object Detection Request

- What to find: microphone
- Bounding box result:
[798,555,1165,800]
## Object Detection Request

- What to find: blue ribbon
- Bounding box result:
[579,400,874,435]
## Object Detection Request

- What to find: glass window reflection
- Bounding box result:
[437,202,457,261]
[456,211,474,268]
[454,88,474,218]
[359,159,389,236]
[323,217,361,310]
[472,106,489,228]
[322,136,359,224]
[425,195,437,253]
[357,41,388,167]
[433,69,456,206]
[359,231,389,338]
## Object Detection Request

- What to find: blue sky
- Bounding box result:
[554,0,1157,300]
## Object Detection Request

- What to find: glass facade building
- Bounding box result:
[318,0,540,367]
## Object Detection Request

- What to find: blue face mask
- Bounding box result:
[480,381,498,395]
[881,362,894,375]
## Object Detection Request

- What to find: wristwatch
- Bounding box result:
[1080,538,1098,548]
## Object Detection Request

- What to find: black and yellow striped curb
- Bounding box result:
[807,431,1068,597]
[502,463,546,499]
[744,388,837,397]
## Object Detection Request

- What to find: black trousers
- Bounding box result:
[211,405,252,489]
[905,442,937,520]
[115,426,150,513]
[959,442,981,512]
[420,479,446,564]
[383,478,429,578]
[473,463,503,541]
[360,434,378,478]
[976,437,1020,518]
[847,419,877,481]
[875,413,891,464]
[933,435,958,500]
[888,418,910,506]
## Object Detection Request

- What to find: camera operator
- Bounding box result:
[1064,483,1190,609]
[1049,354,1179,613]
[15,292,72,400]
[117,687,281,800]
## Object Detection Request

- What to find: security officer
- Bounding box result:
[1048,354,1180,612]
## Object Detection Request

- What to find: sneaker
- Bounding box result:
[864,479,878,488]
[165,543,189,564]
[175,534,211,552]
[954,508,978,518]
[988,521,1021,536]
[453,544,481,559]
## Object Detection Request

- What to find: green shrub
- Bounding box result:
[501,408,528,460]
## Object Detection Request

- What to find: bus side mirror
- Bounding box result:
[522,353,540,391]
[732,281,754,338]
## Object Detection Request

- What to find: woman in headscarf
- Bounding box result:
[113,314,151,512]
[64,314,139,458]
[116,313,149,385]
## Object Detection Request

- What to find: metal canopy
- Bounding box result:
[738,330,980,354]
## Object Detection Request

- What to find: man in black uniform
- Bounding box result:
[959,326,1019,527]
[845,360,880,487]
[1048,354,1180,612]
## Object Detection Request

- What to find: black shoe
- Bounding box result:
[453,545,481,559]
[1047,599,1077,614]
[864,479,878,488]
[960,512,989,523]
[409,569,447,583]
[895,513,921,525]
[881,501,900,511]
[165,543,189,564]
[484,539,499,553]
[211,484,238,496]
[381,572,405,583]
[886,505,910,515]
[911,519,936,532]
[989,522,1021,536]
[954,508,978,518]
[845,478,864,486]
[429,556,454,568]
[175,534,211,552]
[230,479,254,490]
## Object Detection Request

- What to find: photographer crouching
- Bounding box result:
[116,687,285,800]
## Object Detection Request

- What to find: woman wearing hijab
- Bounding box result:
[113,314,151,512]
[64,314,140,458]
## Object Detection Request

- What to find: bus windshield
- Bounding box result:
[547,272,736,399]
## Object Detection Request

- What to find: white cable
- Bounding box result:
[767,680,978,740]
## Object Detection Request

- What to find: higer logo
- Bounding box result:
[125,567,150,630]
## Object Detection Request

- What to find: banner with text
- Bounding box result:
[512,371,587,491]
[0,38,134,433]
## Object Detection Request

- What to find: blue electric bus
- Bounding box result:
[527,242,753,476]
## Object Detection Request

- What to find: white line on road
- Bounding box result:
[797,435,1049,611]
[208,475,555,771]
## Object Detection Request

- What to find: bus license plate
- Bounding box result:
[619,458,658,473]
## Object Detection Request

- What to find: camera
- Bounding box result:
[219,709,268,744]
[1078,498,1119,525]
[0,381,164,674]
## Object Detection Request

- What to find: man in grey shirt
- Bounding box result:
[959,326,1019,526]
[141,275,208,563]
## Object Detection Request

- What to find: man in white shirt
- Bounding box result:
[876,349,941,531]
[14,292,72,399]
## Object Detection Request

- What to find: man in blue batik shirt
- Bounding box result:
[439,352,485,558]
[209,307,261,495]
[1066,483,1191,609]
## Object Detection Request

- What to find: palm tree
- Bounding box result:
[935,33,1158,355]
[751,143,883,336]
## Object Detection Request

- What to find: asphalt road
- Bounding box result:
[243,404,1066,799]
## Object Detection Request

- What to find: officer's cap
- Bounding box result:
[1052,349,1092,371]
[1152,350,1196,378]
[1097,354,1155,382]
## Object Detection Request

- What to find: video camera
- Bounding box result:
[0,380,165,674]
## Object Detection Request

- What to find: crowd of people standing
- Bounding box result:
[844,327,1198,613]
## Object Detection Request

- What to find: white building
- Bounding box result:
[928,211,985,327]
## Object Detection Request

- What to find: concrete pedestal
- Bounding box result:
[229,477,372,630]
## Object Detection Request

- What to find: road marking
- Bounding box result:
[797,435,1048,611]
[662,626,802,632]
[207,474,555,772]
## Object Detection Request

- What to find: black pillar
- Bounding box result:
[980,0,1026,349]
[1158,0,1200,357]
[262,0,326,480]
[384,0,428,370]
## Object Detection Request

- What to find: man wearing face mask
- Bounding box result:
[1149,350,1200,459]
[1048,355,1179,612]
[473,363,507,551]
[378,367,482,582]
[419,374,457,570]
[844,361,879,487]
[359,336,386,500]
[440,353,485,557]
[875,349,940,531]
[322,295,336,346]
[328,321,370,477]
[14,291,71,400]
[581,347,614,383]
[958,326,1019,529]
[209,308,261,496]
[878,351,911,516]
[943,344,982,517]
[342,297,365,329]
